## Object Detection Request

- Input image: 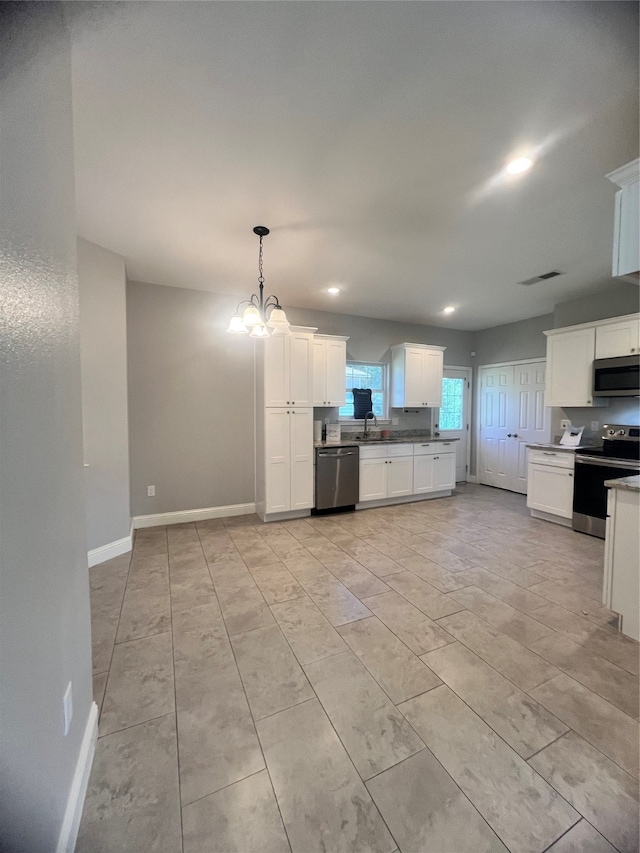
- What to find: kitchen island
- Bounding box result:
[603,474,640,641]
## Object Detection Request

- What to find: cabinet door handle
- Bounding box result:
[569,473,573,477]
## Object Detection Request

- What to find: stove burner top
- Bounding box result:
[575,423,640,463]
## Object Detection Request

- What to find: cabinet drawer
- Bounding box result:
[360,445,388,460]
[528,450,575,469]
[388,443,414,457]
[414,442,440,456]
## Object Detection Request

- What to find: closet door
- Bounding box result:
[479,361,549,494]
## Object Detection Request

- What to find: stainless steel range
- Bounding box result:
[573,424,640,538]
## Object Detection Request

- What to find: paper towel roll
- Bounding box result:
[314,420,322,441]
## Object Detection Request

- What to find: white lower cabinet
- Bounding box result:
[264,408,313,514]
[359,442,455,503]
[603,485,639,641]
[359,457,388,502]
[413,444,456,494]
[526,449,574,525]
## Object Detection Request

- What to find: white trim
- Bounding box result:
[56,701,98,853]
[477,356,546,369]
[544,312,640,337]
[357,490,454,510]
[258,509,311,523]
[87,535,132,568]
[465,474,479,484]
[133,502,256,529]
[529,508,573,527]
[441,365,473,483]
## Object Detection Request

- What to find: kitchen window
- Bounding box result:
[339,362,388,421]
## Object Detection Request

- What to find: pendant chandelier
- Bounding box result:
[226,226,291,337]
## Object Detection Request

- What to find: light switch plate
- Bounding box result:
[591,421,599,431]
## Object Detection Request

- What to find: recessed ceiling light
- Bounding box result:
[443,306,455,314]
[506,157,533,175]
[327,286,341,295]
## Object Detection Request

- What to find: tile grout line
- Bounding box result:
[96,546,135,726]
[208,550,295,853]
[166,524,186,853]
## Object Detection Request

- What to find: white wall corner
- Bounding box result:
[465,474,479,484]
[87,535,132,568]
[56,700,98,853]
[133,502,256,529]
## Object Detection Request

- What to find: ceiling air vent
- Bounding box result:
[518,270,563,286]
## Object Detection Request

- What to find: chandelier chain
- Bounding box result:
[258,235,265,289]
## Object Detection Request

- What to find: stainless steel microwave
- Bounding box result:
[593,354,640,397]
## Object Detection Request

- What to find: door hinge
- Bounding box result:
[465,464,468,472]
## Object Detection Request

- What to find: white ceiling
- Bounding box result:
[69,1,639,331]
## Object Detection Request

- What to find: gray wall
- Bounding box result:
[126,288,475,517]
[289,306,475,434]
[554,281,639,328]
[0,5,93,850]
[473,313,552,366]
[78,238,131,552]
[127,281,256,516]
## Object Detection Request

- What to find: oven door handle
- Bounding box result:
[575,455,640,470]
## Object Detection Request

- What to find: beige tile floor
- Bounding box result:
[77,484,639,853]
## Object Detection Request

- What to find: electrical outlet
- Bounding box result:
[560,419,571,430]
[392,417,399,425]
[591,421,599,431]
[147,485,155,497]
[63,682,73,736]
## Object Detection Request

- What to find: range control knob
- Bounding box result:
[608,429,616,435]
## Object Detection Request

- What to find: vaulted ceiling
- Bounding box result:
[70,1,639,330]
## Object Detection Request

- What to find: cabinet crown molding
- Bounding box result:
[606,158,640,187]
[544,312,640,337]
[390,342,447,351]
[314,333,349,341]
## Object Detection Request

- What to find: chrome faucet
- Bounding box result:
[363,411,378,439]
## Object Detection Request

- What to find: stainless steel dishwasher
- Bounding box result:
[314,446,360,514]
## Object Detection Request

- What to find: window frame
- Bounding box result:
[339,360,390,424]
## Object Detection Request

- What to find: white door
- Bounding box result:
[359,458,387,502]
[290,409,313,510]
[436,367,471,482]
[422,349,443,407]
[387,456,413,498]
[479,360,550,494]
[325,339,346,406]
[289,332,313,407]
[264,335,290,407]
[595,317,640,358]
[265,408,291,512]
[404,348,426,407]
[413,455,434,494]
[479,364,513,490]
[312,338,327,405]
[512,362,550,493]
[433,453,456,491]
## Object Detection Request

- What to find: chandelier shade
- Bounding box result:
[227,226,291,337]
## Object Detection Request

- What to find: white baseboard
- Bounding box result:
[87,535,132,568]
[133,502,256,529]
[56,700,98,853]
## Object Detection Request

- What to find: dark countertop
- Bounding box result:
[314,436,460,449]
[526,443,592,452]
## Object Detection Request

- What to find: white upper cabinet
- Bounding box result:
[595,316,640,359]
[545,327,605,408]
[312,335,348,406]
[391,344,445,408]
[263,328,315,407]
[607,159,639,281]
